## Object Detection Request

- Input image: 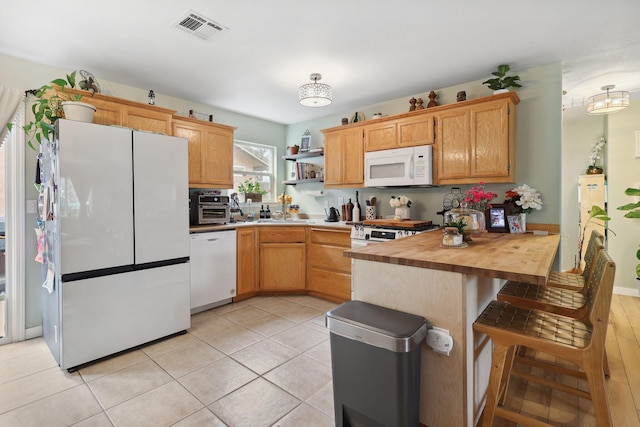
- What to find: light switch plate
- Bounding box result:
[26,199,37,214]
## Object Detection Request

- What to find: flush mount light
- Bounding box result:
[586,84,629,115]
[299,73,332,107]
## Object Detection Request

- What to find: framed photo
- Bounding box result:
[300,129,311,152]
[485,204,509,233]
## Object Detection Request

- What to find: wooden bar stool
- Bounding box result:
[473,250,615,426]
[544,230,604,291]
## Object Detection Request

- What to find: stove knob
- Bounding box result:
[365,234,370,240]
[397,231,403,238]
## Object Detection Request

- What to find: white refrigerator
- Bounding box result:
[41,119,190,371]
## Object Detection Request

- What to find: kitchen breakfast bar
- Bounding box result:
[344,231,560,427]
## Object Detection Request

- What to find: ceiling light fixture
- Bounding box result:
[299,73,332,107]
[586,84,629,115]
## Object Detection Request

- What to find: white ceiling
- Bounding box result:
[2,0,640,124]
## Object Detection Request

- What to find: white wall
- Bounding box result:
[562,103,640,294]
[561,110,606,271]
[607,103,640,293]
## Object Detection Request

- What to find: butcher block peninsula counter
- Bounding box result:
[344,231,560,427]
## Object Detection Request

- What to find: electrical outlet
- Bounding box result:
[427,326,454,356]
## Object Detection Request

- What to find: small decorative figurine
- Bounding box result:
[427,91,438,108]
[409,97,417,111]
[457,91,467,102]
[416,98,424,109]
[189,109,195,118]
[148,90,155,105]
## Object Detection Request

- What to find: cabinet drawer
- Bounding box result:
[259,227,306,243]
[307,268,351,300]
[309,228,350,247]
[309,245,351,273]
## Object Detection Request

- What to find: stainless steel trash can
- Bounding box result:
[326,300,428,427]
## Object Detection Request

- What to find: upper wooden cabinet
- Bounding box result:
[363,112,436,152]
[364,121,397,151]
[435,93,518,185]
[322,127,364,188]
[172,116,236,189]
[63,88,175,134]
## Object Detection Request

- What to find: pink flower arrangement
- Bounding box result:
[464,182,498,211]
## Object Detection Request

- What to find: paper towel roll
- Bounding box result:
[305,190,326,197]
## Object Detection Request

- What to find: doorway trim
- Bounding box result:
[0,103,26,344]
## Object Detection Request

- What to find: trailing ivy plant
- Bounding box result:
[617,187,640,278]
[7,71,83,150]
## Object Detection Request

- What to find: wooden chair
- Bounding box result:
[544,230,604,291]
[473,249,616,426]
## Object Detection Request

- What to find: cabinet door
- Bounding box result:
[123,106,172,134]
[470,99,510,178]
[364,121,397,152]
[342,129,365,186]
[237,228,257,296]
[83,97,123,126]
[323,131,343,186]
[398,114,435,147]
[172,122,204,184]
[436,107,471,181]
[259,243,306,290]
[201,126,234,188]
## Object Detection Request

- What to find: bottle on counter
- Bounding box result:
[265,205,271,219]
[353,191,361,222]
[346,198,354,222]
[260,205,266,219]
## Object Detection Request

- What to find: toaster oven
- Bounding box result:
[190,194,230,225]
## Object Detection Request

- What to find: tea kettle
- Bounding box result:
[325,207,340,222]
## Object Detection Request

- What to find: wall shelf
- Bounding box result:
[283,177,324,186]
[282,149,324,161]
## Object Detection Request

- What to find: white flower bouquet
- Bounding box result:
[390,195,411,208]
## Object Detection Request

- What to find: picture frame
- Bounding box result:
[300,129,311,152]
[485,204,510,233]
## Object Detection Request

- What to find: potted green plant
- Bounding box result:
[482,64,522,94]
[237,178,267,202]
[617,187,640,279]
[7,71,96,150]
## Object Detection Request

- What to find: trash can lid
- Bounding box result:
[326,301,429,352]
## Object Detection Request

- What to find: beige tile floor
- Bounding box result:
[0,295,340,427]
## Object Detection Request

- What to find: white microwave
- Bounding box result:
[364,145,433,187]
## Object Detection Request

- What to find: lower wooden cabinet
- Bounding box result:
[307,228,351,301]
[236,228,257,299]
[258,227,306,292]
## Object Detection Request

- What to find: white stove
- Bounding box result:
[350,223,439,248]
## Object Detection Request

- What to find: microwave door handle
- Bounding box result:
[409,155,414,179]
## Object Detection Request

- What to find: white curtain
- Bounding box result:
[0,86,25,147]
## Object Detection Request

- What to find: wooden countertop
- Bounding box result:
[345,231,560,285]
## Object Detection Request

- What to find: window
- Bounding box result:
[233,140,276,202]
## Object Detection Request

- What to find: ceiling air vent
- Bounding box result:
[173,9,227,40]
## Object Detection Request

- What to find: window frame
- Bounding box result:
[233,139,277,203]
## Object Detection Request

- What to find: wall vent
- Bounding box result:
[173,10,227,40]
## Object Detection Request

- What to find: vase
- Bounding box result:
[586,165,603,174]
[520,213,527,233]
[507,214,526,233]
[62,101,96,123]
[244,193,262,203]
[395,206,410,219]
[493,89,509,95]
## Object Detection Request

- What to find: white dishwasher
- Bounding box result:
[189,230,237,313]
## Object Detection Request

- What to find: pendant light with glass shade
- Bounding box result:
[299,73,332,107]
[586,84,629,114]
